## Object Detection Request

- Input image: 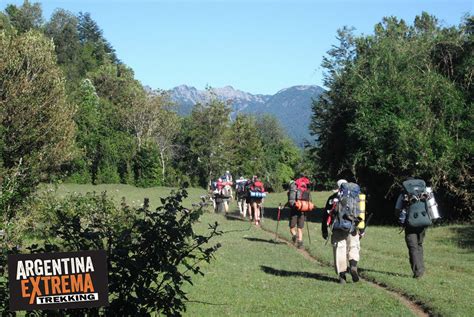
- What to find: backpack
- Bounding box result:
[333,182,361,232]
[249,181,265,198]
[250,181,264,193]
[402,179,432,228]
[236,181,247,198]
[220,186,231,198]
[294,177,311,201]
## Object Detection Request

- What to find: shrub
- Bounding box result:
[0,188,221,315]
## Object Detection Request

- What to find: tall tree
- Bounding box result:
[256,115,301,191]
[227,114,264,178]
[4,0,43,33]
[0,30,76,217]
[45,9,81,82]
[311,13,473,220]
[188,98,231,186]
[78,12,118,65]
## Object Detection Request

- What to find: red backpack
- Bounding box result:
[294,177,311,201]
[251,181,264,193]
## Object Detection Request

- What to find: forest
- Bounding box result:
[0,2,472,223]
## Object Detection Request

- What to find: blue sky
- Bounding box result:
[3,0,472,94]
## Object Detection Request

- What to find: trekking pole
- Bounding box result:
[274,203,282,241]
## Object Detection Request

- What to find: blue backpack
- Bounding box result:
[333,182,361,232]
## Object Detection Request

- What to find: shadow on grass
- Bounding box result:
[359,268,411,278]
[187,300,228,306]
[262,207,324,223]
[260,265,339,283]
[450,225,474,250]
[243,237,285,245]
[224,213,248,222]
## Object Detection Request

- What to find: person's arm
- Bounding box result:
[322,195,335,239]
[394,193,406,225]
[394,194,403,215]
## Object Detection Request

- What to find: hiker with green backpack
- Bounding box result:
[322,179,365,284]
[395,177,440,279]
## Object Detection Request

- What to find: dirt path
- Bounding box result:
[259,224,430,317]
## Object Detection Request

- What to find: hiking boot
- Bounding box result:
[350,266,360,282]
[296,240,304,249]
[349,260,359,282]
[291,235,297,244]
[413,271,424,279]
[339,272,347,284]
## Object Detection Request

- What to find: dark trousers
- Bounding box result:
[405,227,426,277]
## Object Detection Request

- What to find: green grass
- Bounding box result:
[49,184,474,316]
[260,191,474,317]
[41,183,208,210]
[184,212,413,316]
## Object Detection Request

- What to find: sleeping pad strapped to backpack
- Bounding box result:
[249,180,266,198]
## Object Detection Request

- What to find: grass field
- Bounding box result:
[51,184,474,316]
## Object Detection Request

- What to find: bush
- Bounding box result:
[0,188,221,315]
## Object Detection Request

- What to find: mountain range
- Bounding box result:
[167,84,325,146]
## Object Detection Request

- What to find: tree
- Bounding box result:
[227,114,264,178]
[4,0,43,33]
[311,13,473,221]
[188,97,231,186]
[78,12,118,65]
[152,95,181,183]
[44,9,81,82]
[66,79,101,183]
[0,30,76,217]
[256,115,301,191]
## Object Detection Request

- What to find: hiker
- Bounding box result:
[287,173,312,249]
[223,170,233,182]
[322,179,365,284]
[209,179,219,210]
[248,175,265,226]
[235,176,248,218]
[395,177,438,279]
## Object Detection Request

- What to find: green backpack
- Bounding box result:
[402,179,432,228]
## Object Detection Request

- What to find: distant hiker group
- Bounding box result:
[211,173,266,226]
[210,170,439,283]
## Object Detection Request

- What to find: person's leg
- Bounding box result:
[289,210,297,243]
[332,230,349,283]
[296,213,305,248]
[405,230,424,278]
[347,232,360,282]
[252,201,260,225]
[416,229,426,277]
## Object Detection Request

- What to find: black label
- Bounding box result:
[8,250,108,311]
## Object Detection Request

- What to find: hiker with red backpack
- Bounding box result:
[287,173,314,249]
[248,175,266,226]
[322,179,366,284]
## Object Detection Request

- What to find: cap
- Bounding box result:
[337,179,348,188]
